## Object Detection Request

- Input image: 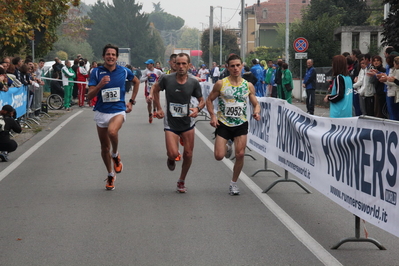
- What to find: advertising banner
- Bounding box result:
[247,97,399,237]
[0,85,28,118]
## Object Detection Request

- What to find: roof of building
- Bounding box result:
[245,0,309,24]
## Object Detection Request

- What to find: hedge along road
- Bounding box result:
[0,85,398,265]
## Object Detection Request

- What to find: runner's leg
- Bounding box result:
[232,134,247,182]
[179,128,195,181]
[214,135,228,161]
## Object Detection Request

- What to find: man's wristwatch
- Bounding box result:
[129,99,136,105]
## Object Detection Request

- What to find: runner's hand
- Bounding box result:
[156,110,164,119]
[210,116,219,128]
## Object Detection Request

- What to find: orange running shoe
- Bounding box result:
[175,152,181,161]
[149,114,153,124]
[105,175,116,190]
[112,154,123,173]
[153,111,157,118]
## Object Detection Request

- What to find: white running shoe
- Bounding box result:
[229,183,240,195]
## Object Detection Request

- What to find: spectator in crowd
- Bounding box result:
[52,57,63,80]
[0,67,9,92]
[76,59,89,107]
[211,62,220,84]
[242,65,258,85]
[352,58,367,115]
[72,58,80,100]
[0,105,22,162]
[12,57,24,83]
[265,60,276,97]
[250,58,265,96]
[361,54,376,116]
[50,71,64,98]
[378,54,399,120]
[324,55,353,118]
[302,59,316,114]
[274,59,284,100]
[281,63,293,104]
[369,55,386,118]
[197,64,209,81]
[61,60,76,111]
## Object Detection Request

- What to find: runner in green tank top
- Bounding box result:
[206,54,261,195]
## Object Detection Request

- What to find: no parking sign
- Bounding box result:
[293,37,309,53]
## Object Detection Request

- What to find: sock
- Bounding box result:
[230,181,237,185]
[108,172,115,177]
[178,179,185,183]
[112,152,118,158]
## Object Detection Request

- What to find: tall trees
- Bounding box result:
[0,0,75,57]
[382,0,399,50]
[87,0,164,66]
[201,28,240,65]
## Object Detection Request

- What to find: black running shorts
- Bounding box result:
[215,121,248,141]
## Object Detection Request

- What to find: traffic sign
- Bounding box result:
[293,37,309,53]
[295,53,308,59]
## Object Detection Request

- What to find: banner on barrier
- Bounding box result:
[247,97,399,238]
[0,85,28,118]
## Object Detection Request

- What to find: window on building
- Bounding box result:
[262,9,267,19]
[352,33,359,50]
[370,33,378,49]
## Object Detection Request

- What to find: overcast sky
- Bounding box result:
[80,0,243,29]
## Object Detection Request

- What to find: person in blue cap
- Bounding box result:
[140,59,163,123]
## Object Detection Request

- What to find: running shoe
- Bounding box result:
[229,183,240,195]
[175,152,181,161]
[167,158,176,171]
[105,175,116,190]
[177,181,187,193]
[149,114,153,124]
[153,111,157,119]
[225,140,233,159]
[179,136,184,146]
[0,152,8,162]
[112,154,123,173]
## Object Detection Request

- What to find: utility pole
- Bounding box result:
[285,0,289,65]
[241,0,246,62]
[209,6,214,68]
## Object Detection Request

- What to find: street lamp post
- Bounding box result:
[215,6,223,65]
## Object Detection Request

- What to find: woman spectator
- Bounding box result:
[76,59,89,107]
[0,105,22,162]
[369,55,386,118]
[281,63,293,104]
[324,55,353,118]
[352,59,367,115]
[383,55,399,120]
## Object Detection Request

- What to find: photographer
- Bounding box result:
[0,105,22,162]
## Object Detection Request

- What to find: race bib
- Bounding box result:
[224,102,244,117]
[169,102,188,117]
[102,87,121,102]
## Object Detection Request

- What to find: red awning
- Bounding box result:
[190,50,203,56]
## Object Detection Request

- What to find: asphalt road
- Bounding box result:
[0,85,399,266]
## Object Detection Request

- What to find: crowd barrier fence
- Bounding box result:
[247,97,395,249]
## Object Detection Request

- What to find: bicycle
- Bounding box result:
[47,94,64,110]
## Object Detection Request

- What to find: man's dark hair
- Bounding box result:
[361,53,371,61]
[226,54,242,65]
[169,54,177,60]
[12,57,21,65]
[342,52,350,57]
[385,46,395,56]
[39,59,45,63]
[352,49,362,56]
[102,44,119,57]
[177,53,190,63]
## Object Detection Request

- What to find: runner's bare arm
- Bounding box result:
[248,82,261,121]
[206,80,222,127]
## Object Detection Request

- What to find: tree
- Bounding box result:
[201,28,240,66]
[176,27,200,50]
[152,2,163,12]
[382,0,399,50]
[0,0,76,57]
[303,0,370,26]
[87,0,164,66]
